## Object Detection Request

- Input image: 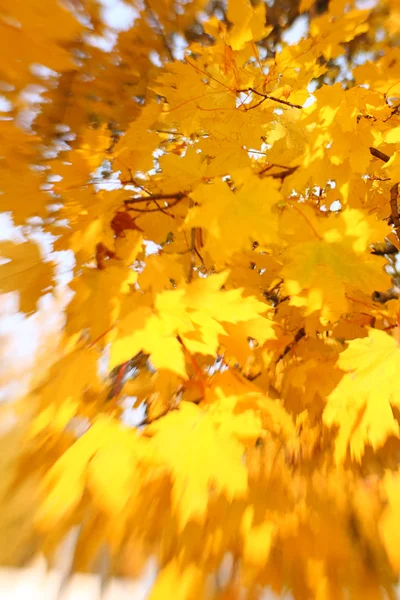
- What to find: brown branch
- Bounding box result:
[369,148,400,241]
[390,183,400,241]
[186,198,197,282]
[383,104,400,123]
[144,0,174,61]
[246,97,269,111]
[188,227,196,282]
[125,192,186,214]
[258,163,298,180]
[267,166,298,180]
[369,147,390,163]
[126,196,185,214]
[237,87,303,110]
[369,146,400,241]
[371,289,399,303]
[153,198,173,217]
[124,192,186,205]
[276,327,306,363]
[193,238,205,265]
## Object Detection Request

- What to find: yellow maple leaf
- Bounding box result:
[198,107,268,177]
[281,337,342,415]
[206,370,296,443]
[157,147,208,195]
[324,329,400,463]
[110,302,188,377]
[383,127,400,144]
[146,402,247,529]
[110,271,274,376]
[77,125,111,172]
[36,417,113,530]
[0,240,53,313]
[354,47,400,96]
[113,103,162,177]
[309,8,369,62]
[185,175,282,263]
[67,261,138,343]
[226,0,270,50]
[29,348,101,440]
[280,207,390,321]
[88,422,146,518]
[154,59,236,135]
[0,0,82,88]
[138,252,185,293]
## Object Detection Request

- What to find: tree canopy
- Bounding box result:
[2,0,400,597]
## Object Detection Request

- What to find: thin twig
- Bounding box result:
[125,196,185,214]
[188,198,196,282]
[124,192,186,215]
[153,198,173,217]
[237,87,303,110]
[261,166,298,180]
[276,327,306,363]
[124,192,186,205]
[88,325,115,348]
[144,0,174,61]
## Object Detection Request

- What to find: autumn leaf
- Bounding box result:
[280,207,390,321]
[111,271,274,375]
[0,240,53,313]
[111,211,143,237]
[67,261,138,343]
[185,175,282,263]
[226,0,270,50]
[145,402,248,529]
[88,421,148,518]
[36,417,113,530]
[113,103,162,177]
[324,329,400,463]
[28,348,101,440]
[3,0,400,595]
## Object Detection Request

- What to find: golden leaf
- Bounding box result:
[0,241,53,313]
[146,403,247,528]
[324,329,400,462]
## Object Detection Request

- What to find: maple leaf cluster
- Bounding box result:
[3,0,400,597]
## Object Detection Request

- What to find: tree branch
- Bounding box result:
[144,0,174,61]
[369,147,390,163]
[237,87,303,110]
[259,164,298,180]
[369,148,400,242]
[124,192,186,205]
[124,192,187,214]
[390,183,400,241]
